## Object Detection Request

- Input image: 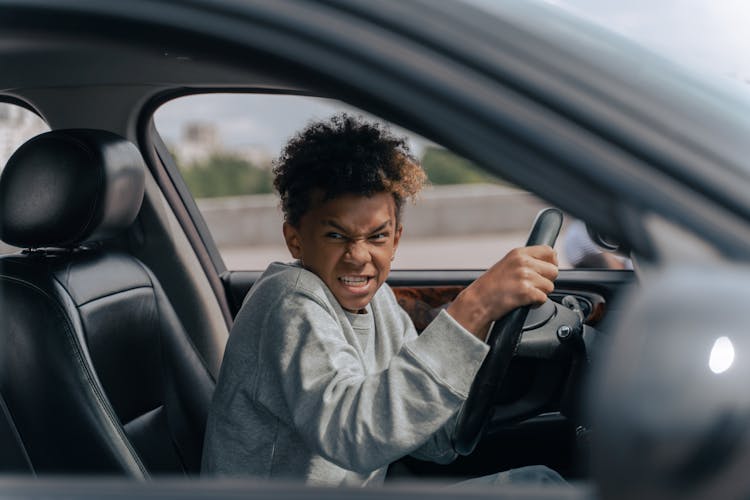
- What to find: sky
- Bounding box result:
[154,1,750,157]
[546,0,750,83]
[154,94,432,159]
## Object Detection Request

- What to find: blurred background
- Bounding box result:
[153,93,553,270]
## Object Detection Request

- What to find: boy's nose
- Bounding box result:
[344,240,371,264]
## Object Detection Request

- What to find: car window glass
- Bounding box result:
[0,102,50,255]
[154,94,611,270]
[471,0,750,96]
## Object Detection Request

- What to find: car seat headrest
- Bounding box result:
[0,129,146,248]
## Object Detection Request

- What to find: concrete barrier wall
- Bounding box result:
[0,242,17,254]
[0,185,549,255]
[198,184,549,247]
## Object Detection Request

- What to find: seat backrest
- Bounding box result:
[0,392,34,474]
[0,129,215,476]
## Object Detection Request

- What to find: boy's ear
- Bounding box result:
[393,223,403,251]
[283,222,303,259]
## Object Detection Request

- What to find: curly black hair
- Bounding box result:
[273,113,426,226]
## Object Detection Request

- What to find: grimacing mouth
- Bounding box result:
[338,275,372,286]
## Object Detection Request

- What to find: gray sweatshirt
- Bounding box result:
[202,262,489,486]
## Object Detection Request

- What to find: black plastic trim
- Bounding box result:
[135,118,233,329]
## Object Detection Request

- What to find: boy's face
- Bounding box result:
[283,192,402,313]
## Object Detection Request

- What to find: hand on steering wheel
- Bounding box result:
[452,208,563,456]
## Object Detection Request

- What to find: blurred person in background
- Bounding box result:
[563,219,632,269]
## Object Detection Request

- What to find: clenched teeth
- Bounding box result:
[339,276,369,285]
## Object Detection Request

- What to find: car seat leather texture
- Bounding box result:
[0,129,215,477]
[0,130,145,248]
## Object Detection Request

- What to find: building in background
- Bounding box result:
[172,121,272,169]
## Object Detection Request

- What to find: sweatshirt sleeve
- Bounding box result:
[400,307,479,464]
[264,288,488,474]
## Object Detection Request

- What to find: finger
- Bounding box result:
[516,254,558,281]
[510,283,550,310]
[511,272,555,305]
[534,260,559,281]
[523,244,558,263]
[527,273,556,299]
[537,275,556,296]
[530,287,550,306]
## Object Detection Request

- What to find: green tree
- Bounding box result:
[420,146,503,185]
[179,153,273,198]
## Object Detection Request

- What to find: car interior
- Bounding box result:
[5,1,705,492]
[0,116,632,483]
[0,129,215,476]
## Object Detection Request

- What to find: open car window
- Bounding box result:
[0,102,49,255]
[154,94,625,271]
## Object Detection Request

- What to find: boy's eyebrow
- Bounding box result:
[322,220,392,234]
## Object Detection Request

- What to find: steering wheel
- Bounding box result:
[452,207,563,456]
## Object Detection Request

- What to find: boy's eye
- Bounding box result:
[369,233,388,241]
[326,232,345,240]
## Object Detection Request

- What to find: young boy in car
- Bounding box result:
[202,114,561,486]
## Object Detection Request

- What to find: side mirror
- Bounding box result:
[585,223,620,252]
[589,265,750,500]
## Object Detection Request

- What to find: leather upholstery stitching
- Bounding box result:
[50,275,151,478]
[134,259,216,384]
[136,258,211,473]
[123,405,163,429]
[75,285,153,308]
[144,265,189,473]
[1,274,149,478]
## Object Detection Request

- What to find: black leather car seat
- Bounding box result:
[0,129,215,476]
[0,393,33,474]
